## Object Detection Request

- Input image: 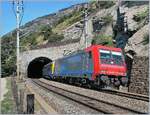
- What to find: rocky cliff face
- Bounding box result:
[123,4,149,56]
[125,24,149,56]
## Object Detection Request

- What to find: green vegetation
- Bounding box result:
[53,10,82,33]
[95,1,115,9]
[56,14,74,25]
[20,25,64,51]
[1,78,16,114]
[20,32,41,50]
[102,15,113,25]
[40,25,64,42]
[133,8,149,22]
[123,1,149,8]
[91,34,114,46]
[143,33,149,45]
[83,1,115,14]
[47,33,64,42]
[1,36,16,77]
[87,1,98,13]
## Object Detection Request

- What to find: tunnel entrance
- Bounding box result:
[27,57,52,78]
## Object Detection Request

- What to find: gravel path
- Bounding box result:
[40,78,149,113]
[0,78,8,101]
[26,79,100,114]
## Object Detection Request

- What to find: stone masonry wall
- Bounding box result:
[129,56,149,95]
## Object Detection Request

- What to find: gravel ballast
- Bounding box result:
[26,79,101,114]
[40,78,149,113]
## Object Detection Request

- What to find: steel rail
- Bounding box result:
[100,88,149,102]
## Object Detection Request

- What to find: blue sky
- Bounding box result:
[1,0,89,36]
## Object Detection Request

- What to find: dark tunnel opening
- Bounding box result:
[27,57,52,78]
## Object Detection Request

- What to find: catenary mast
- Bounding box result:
[12,0,24,80]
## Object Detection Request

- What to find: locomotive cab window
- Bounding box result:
[99,49,124,66]
[99,49,111,64]
[111,51,124,66]
[100,50,111,58]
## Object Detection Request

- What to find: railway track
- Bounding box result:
[100,88,149,102]
[58,79,149,102]
[42,78,149,102]
[31,79,147,114]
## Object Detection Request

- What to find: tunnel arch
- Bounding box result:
[27,57,52,78]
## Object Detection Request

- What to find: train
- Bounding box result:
[42,45,128,88]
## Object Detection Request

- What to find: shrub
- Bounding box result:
[96,1,115,9]
[57,14,73,25]
[92,34,114,46]
[102,15,113,25]
[133,8,149,22]
[1,36,16,77]
[39,25,52,40]
[53,10,82,33]
[48,33,64,43]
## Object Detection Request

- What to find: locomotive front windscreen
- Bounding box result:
[111,51,124,65]
[99,49,124,66]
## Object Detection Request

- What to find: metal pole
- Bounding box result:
[16,1,20,81]
[84,4,88,49]
[12,0,24,81]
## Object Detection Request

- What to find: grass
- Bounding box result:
[1,78,16,114]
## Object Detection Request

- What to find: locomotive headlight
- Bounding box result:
[121,72,126,76]
[120,72,126,76]
[111,61,114,64]
[101,70,106,73]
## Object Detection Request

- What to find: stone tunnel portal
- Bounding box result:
[27,57,52,78]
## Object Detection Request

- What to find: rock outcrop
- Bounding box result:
[125,24,149,56]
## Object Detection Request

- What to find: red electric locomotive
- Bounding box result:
[85,45,128,88]
[42,45,128,88]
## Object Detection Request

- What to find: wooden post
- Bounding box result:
[19,89,24,113]
[27,94,34,114]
